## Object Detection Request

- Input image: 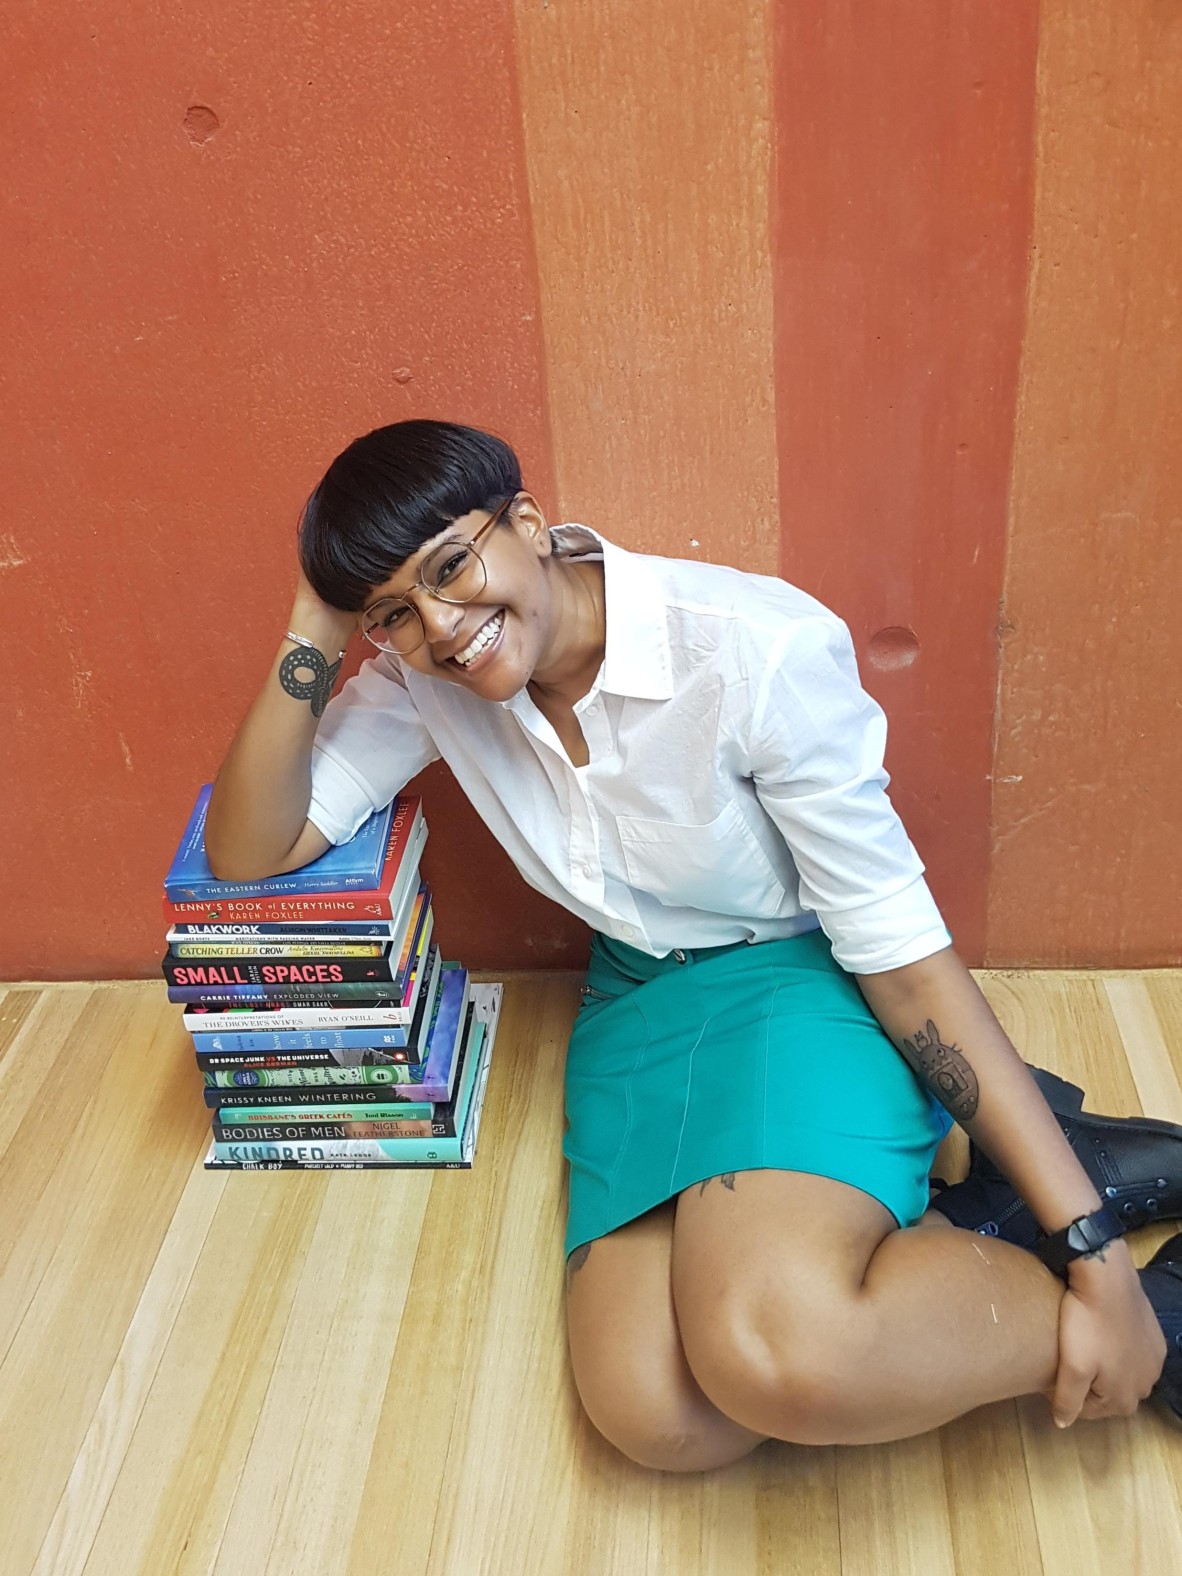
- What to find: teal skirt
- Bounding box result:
[562,928,953,1258]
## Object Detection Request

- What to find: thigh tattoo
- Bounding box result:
[566,1242,592,1287]
[278,646,342,718]
[697,1173,737,1197]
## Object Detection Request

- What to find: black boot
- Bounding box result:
[928,1065,1182,1247]
[1138,1232,1182,1426]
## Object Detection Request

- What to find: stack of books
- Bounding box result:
[161,786,502,1171]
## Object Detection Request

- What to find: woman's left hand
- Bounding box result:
[1050,1241,1166,1425]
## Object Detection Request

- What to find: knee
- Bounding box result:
[571,1359,757,1474]
[677,1295,866,1446]
[582,1402,731,1474]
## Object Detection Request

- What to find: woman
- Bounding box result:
[206,419,1182,1472]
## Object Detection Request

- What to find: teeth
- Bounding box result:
[454,611,503,667]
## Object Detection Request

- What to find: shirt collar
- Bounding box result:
[546,523,673,703]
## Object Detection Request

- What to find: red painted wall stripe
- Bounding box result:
[771,5,1040,966]
[0,2,554,978]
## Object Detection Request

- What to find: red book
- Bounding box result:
[161,799,426,925]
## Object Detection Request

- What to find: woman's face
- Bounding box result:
[361,496,557,702]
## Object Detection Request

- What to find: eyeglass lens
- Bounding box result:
[363,542,489,651]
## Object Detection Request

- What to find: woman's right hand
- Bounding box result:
[289,564,358,656]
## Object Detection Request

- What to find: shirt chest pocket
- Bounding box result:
[616,799,788,919]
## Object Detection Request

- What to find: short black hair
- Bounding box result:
[298,419,523,610]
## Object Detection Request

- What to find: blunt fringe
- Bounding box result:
[298,420,523,610]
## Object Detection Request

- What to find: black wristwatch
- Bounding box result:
[1033,1202,1126,1278]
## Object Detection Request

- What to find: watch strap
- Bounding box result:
[1033,1201,1126,1277]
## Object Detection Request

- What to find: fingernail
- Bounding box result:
[1054,1418,1069,1429]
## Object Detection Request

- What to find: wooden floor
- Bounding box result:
[2,968,1181,1576]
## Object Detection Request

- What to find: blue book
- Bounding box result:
[422,964,470,1098]
[163,786,395,901]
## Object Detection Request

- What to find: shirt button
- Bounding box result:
[582,864,593,879]
[620,925,635,938]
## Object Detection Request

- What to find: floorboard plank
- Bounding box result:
[1,970,1180,1576]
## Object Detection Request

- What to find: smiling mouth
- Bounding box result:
[451,609,505,669]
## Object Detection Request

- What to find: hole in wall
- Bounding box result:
[183,105,220,146]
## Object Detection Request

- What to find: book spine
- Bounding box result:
[189,1027,413,1052]
[206,1081,446,1106]
[195,1048,413,1069]
[170,941,389,959]
[164,796,401,903]
[204,1153,471,1171]
[164,955,404,986]
[169,921,399,939]
[210,1134,468,1164]
[169,982,407,1005]
[184,1003,414,1030]
[215,1101,434,1121]
[212,1118,436,1141]
[166,867,378,900]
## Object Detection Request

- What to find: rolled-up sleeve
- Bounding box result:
[308,654,441,845]
[748,615,952,974]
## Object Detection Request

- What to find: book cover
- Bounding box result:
[164,786,396,900]
[162,806,425,925]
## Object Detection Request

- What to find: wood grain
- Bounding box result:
[1,970,1180,1575]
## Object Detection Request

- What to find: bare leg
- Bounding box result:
[566,1198,769,1471]
[671,1171,1064,1446]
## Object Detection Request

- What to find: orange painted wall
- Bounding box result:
[772,5,1040,968]
[3,3,1178,980]
[988,1,1182,966]
[0,2,560,978]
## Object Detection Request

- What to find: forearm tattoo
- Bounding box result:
[278,645,341,718]
[901,1019,980,1123]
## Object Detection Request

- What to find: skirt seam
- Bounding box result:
[605,1001,651,1208]
[666,994,710,1191]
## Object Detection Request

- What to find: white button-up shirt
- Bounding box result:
[308,526,953,974]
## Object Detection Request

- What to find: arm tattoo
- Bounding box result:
[278,645,341,718]
[901,1019,980,1123]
